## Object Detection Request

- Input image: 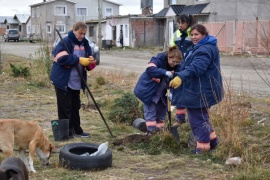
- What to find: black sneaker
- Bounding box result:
[77,132,90,138]
[210,138,220,150]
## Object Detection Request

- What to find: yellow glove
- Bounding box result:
[79,57,91,66]
[169,76,182,89]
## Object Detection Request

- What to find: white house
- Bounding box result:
[29,0,121,42]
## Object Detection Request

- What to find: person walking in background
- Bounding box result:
[169,24,223,154]
[134,46,183,134]
[51,21,96,138]
[119,30,124,48]
[170,14,196,128]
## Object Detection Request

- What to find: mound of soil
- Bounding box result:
[112,134,150,146]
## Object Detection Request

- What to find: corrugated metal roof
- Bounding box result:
[154,8,169,18]
[14,14,30,23]
[171,5,186,15]
[180,3,209,15]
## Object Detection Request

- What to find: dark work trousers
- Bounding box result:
[55,87,83,135]
[120,38,123,48]
[187,108,214,143]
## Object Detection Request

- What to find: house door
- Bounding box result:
[112,26,116,46]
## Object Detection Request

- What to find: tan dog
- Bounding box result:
[0,119,55,173]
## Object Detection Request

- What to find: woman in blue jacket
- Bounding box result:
[169,24,223,153]
[134,46,183,134]
[50,22,96,138]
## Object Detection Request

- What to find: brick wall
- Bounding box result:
[0,27,6,36]
[130,18,165,47]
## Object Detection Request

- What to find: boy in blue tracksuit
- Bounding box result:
[134,46,183,134]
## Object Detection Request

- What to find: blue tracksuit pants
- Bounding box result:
[187,108,217,150]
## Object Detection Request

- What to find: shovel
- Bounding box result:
[167,87,180,142]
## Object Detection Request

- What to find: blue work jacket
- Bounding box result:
[171,35,223,108]
[134,52,179,105]
[50,36,92,91]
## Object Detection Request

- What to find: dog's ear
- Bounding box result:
[6,169,18,179]
[50,144,55,152]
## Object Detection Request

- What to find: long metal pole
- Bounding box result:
[54,28,114,138]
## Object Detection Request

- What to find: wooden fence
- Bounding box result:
[202,20,270,55]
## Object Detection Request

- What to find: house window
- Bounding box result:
[89,26,94,36]
[105,8,112,17]
[168,0,176,5]
[46,24,51,33]
[77,8,87,16]
[7,25,9,29]
[55,6,67,16]
[19,25,21,31]
[56,24,66,33]
[37,7,40,17]
[32,8,35,17]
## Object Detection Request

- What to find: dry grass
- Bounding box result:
[1,53,270,179]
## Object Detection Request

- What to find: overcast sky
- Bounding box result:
[0,0,164,16]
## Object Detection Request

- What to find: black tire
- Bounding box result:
[59,142,112,170]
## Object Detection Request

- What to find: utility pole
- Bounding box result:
[98,0,102,48]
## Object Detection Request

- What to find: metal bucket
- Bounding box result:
[132,118,147,132]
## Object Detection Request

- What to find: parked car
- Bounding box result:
[4,29,20,42]
[52,34,100,65]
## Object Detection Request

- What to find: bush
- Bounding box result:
[29,43,52,87]
[9,63,30,77]
[96,76,106,86]
[108,92,143,124]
